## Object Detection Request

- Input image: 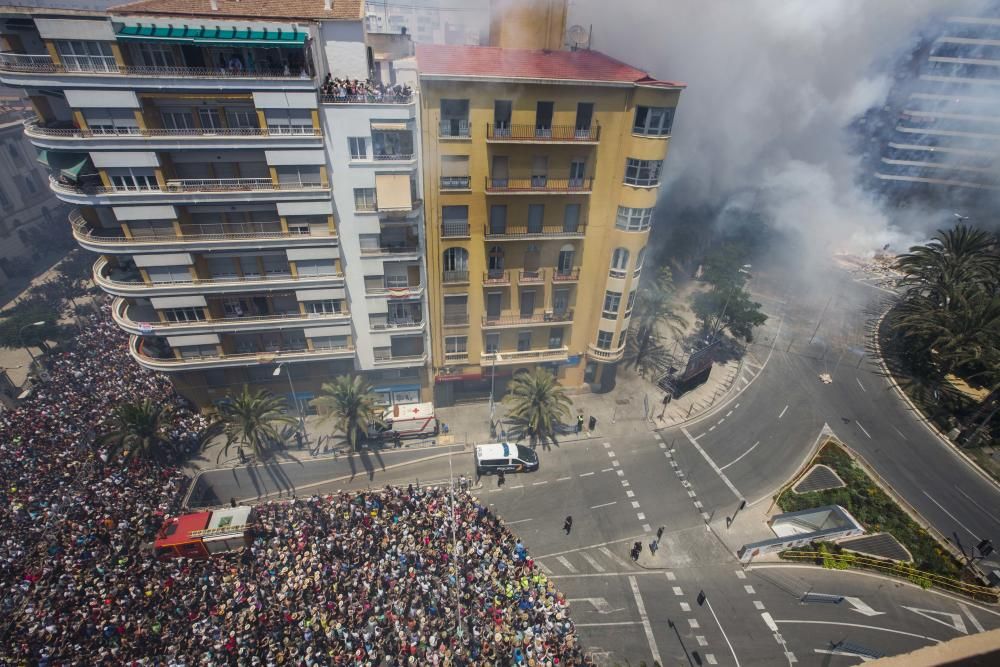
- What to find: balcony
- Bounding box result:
[69,209,335,253]
[482,309,573,329]
[440,176,471,190]
[112,297,350,336]
[481,346,570,366]
[485,177,592,195]
[360,244,421,259]
[0,52,314,91]
[365,283,424,298]
[441,221,470,238]
[444,351,468,363]
[320,92,414,105]
[588,342,627,363]
[486,124,600,144]
[129,336,354,372]
[552,268,581,283]
[483,270,511,286]
[93,257,343,297]
[23,117,322,150]
[51,176,329,206]
[370,319,426,333]
[442,270,469,285]
[518,269,546,285]
[484,223,586,240]
[372,351,429,367]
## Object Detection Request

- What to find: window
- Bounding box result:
[489,205,507,235]
[569,159,586,187]
[625,289,637,318]
[494,100,512,134]
[107,168,157,191]
[261,254,290,275]
[312,335,349,350]
[443,295,468,325]
[553,288,570,315]
[295,259,336,276]
[527,204,544,233]
[163,307,205,322]
[132,42,175,68]
[548,327,564,348]
[372,130,413,159]
[198,108,222,130]
[624,158,663,186]
[596,330,614,350]
[349,137,367,160]
[602,291,622,319]
[265,109,313,135]
[440,155,470,189]
[179,344,219,359]
[531,156,548,187]
[557,244,575,274]
[55,40,115,72]
[617,330,628,348]
[442,248,469,284]
[84,108,140,135]
[441,206,469,237]
[227,109,257,129]
[517,331,532,351]
[576,102,594,135]
[609,248,630,278]
[440,99,470,137]
[616,206,653,231]
[306,300,342,315]
[161,110,195,130]
[487,245,505,275]
[635,246,647,275]
[485,333,501,354]
[535,101,554,136]
[444,336,468,354]
[146,266,191,283]
[276,165,321,187]
[563,204,581,232]
[354,188,377,211]
[633,106,675,136]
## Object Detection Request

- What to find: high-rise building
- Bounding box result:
[0,0,431,409]
[416,44,683,404]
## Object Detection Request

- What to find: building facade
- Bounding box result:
[0,0,430,409]
[417,44,683,405]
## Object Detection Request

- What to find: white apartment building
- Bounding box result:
[0,0,430,409]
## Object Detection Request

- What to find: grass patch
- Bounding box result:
[777,440,962,579]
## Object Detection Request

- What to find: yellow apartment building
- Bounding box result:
[417,44,684,405]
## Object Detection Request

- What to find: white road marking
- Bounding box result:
[509,484,524,489]
[726,410,734,417]
[612,460,620,467]
[718,418,726,424]
[621,480,630,487]
[659,443,667,449]
[720,441,761,471]
[922,491,982,541]
[891,424,908,440]
[607,451,616,458]
[844,597,885,617]
[599,546,631,569]
[688,618,700,629]
[708,425,717,432]
[680,602,691,611]
[629,576,662,666]
[696,636,708,647]
[694,500,703,508]
[682,427,743,501]
[754,601,765,610]
[506,518,534,525]
[580,552,606,573]
[735,402,740,408]
[786,651,798,663]
[735,570,746,579]
[701,512,711,521]
[555,555,578,573]
[903,606,967,635]
[772,619,941,643]
[959,603,985,634]
[590,501,617,509]
[603,442,611,448]
[631,501,641,509]
[814,649,872,662]
[954,486,1000,526]
[855,421,872,439]
[579,472,595,477]
[744,585,755,594]
[856,377,867,392]
[532,480,548,486]
[556,476,572,481]
[778,405,789,419]
[761,612,778,632]
[706,654,718,665]
[636,512,646,520]
[654,433,662,440]
[665,571,676,581]
[704,593,742,667]
[687,491,697,498]
[617,470,625,476]
[601,467,614,472]
[537,534,648,560]
[642,523,652,532]
[567,597,624,614]
[537,562,553,575]
[626,490,635,498]
[672,586,683,596]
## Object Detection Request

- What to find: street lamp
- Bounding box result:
[489,352,503,436]
[273,363,307,441]
[19,320,46,362]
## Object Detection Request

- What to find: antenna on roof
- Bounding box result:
[566,24,590,51]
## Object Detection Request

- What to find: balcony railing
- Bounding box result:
[0,52,309,79]
[483,309,573,327]
[374,153,415,161]
[94,257,342,293]
[370,319,424,331]
[485,177,593,193]
[552,268,581,282]
[320,92,413,105]
[360,244,420,256]
[481,346,570,365]
[131,336,353,371]
[518,269,546,284]
[365,283,423,296]
[441,176,471,190]
[486,123,600,142]
[113,297,349,334]
[485,223,586,239]
[52,176,327,196]
[372,351,428,365]
[588,342,627,363]
[439,119,470,138]
[444,351,468,362]
[25,117,321,139]
[441,222,470,237]
[483,270,511,286]
[442,270,469,284]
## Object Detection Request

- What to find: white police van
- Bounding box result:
[474,442,539,475]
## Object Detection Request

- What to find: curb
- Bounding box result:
[871,306,1000,494]
[653,355,748,432]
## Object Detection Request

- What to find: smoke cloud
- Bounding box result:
[569,0,989,258]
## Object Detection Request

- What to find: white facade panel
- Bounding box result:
[276,200,333,216]
[133,253,193,268]
[90,152,160,168]
[166,333,221,347]
[304,325,352,338]
[319,21,368,79]
[112,205,176,221]
[252,92,319,109]
[36,18,116,41]
[265,150,327,166]
[295,288,346,300]
[150,295,208,309]
[64,89,140,109]
[287,247,339,260]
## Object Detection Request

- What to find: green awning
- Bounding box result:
[36,150,94,181]
[116,23,306,47]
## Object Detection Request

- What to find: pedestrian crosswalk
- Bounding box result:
[537,546,650,576]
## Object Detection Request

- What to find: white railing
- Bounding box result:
[481,346,570,365]
[587,342,627,362]
[0,52,310,79]
[52,176,327,196]
[113,297,348,332]
[93,257,343,290]
[131,336,353,370]
[319,93,413,105]
[0,52,55,69]
[25,118,321,139]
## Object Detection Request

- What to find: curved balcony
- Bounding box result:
[93,256,344,297]
[587,342,627,363]
[129,335,354,372]
[481,346,570,366]
[0,52,314,91]
[51,176,330,206]
[70,209,336,254]
[112,297,350,336]
[24,118,322,150]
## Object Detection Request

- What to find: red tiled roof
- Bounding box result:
[416,44,684,88]
[110,0,363,21]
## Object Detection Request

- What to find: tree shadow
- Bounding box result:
[502,417,570,452]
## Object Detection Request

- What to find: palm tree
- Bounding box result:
[896,225,999,304]
[98,399,175,461]
[310,375,383,450]
[503,367,573,440]
[215,385,296,463]
[631,266,688,344]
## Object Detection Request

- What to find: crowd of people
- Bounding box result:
[0,296,586,666]
[320,75,413,102]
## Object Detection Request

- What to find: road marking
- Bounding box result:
[720,441,761,471]
[696,636,708,647]
[629,576,662,666]
[844,596,885,617]
[706,654,718,665]
[708,425,717,432]
[580,552,606,573]
[922,491,982,541]
[532,480,548,486]
[856,377,867,392]
[612,460,620,467]
[555,556,578,573]
[556,476,572,481]
[599,546,632,569]
[761,612,778,632]
[673,586,684,596]
[959,603,985,633]
[617,470,625,476]
[814,649,873,662]
[670,461,679,468]
[590,501,617,509]
[682,427,743,501]
[754,601,765,610]
[603,442,611,448]
[726,410,734,417]
[509,484,524,489]
[735,570,746,579]
[579,472,595,477]
[601,467,614,472]
[785,651,798,664]
[856,421,872,439]
[626,490,635,498]
[744,585,755,594]
[631,501,641,509]
[659,443,667,449]
[735,402,740,408]
[891,425,908,440]
[680,602,691,612]
[772,620,941,643]
[704,593,742,667]
[954,486,1000,526]
[903,606,967,634]
[778,405,789,419]
[665,571,677,581]
[506,518,534,525]
[547,571,664,579]
[701,512,711,521]
[575,621,643,627]
[694,500,703,508]
[537,534,648,560]
[642,523,652,532]
[654,433,662,440]
[718,418,726,424]
[537,562,553,575]
[636,512,646,520]
[688,618,700,629]
[621,480,630,487]
[607,451,616,458]
[687,491,697,498]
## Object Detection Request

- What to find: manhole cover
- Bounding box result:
[792,464,846,493]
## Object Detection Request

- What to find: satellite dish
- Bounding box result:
[566,24,589,50]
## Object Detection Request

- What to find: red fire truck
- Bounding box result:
[153,506,254,559]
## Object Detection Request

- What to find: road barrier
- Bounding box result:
[779,549,999,603]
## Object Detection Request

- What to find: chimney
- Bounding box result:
[489,0,567,50]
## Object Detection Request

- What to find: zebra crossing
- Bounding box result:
[537,546,657,576]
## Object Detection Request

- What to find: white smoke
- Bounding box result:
[569,0,990,256]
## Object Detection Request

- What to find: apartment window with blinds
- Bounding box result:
[265,109,313,135]
[312,335,348,350]
[261,254,290,276]
[354,188,377,211]
[227,109,257,129]
[146,266,191,283]
[602,291,622,319]
[83,109,140,135]
[624,159,663,187]
[179,344,219,359]
[441,206,469,237]
[443,295,468,326]
[440,155,470,189]
[163,307,205,322]
[306,300,341,315]
[616,206,653,231]
[295,259,336,276]
[633,106,675,136]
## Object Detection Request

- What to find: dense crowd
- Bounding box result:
[320,75,413,102]
[0,298,585,666]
